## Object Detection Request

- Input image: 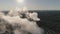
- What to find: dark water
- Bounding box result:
[36,10,60,34]
[2,10,60,34]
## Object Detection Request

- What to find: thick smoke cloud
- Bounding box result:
[0,8,44,34]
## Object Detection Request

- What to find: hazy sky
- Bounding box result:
[0,0,60,10]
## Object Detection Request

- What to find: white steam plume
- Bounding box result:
[0,7,44,34]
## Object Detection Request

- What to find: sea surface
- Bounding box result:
[1,10,60,34]
[36,10,60,34]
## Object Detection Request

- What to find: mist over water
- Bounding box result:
[0,8,44,34]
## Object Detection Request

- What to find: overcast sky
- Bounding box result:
[0,0,60,10]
